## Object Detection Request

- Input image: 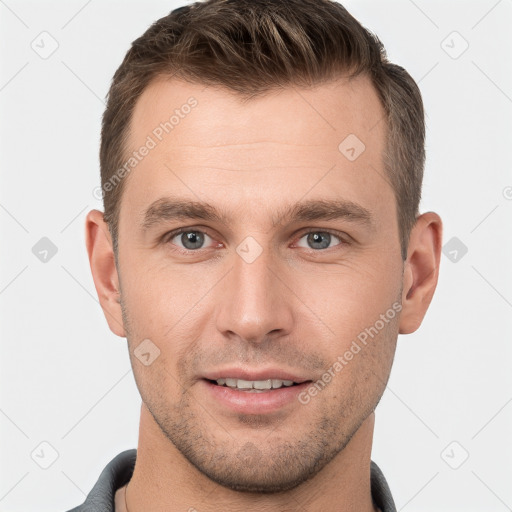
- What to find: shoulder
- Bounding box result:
[65,449,137,512]
[370,460,397,512]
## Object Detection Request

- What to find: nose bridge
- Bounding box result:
[215,237,293,343]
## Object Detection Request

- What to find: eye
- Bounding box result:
[296,230,345,251]
[163,228,347,254]
[167,229,215,251]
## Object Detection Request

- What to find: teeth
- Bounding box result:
[254,379,272,390]
[215,378,296,389]
[237,379,253,389]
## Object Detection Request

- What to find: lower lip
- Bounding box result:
[201,379,311,415]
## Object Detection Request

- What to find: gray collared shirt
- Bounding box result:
[66,449,397,512]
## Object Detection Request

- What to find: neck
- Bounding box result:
[125,404,379,512]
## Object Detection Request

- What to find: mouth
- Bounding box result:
[200,369,314,413]
[202,377,313,414]
[205,378,306,392]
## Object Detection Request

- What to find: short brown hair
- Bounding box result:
[100,0,425,260]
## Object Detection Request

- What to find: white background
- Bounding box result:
[1,1,511,511]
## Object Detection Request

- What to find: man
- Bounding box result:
[70,0,442,510]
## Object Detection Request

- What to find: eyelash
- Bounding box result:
[162,227,349,254]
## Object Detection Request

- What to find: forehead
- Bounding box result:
[119,76,392,231]
[129,75,385,151]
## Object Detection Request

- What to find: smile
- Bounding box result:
[211,378,298,391]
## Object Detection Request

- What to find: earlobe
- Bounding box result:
[399,212,443,335]
[85,209,126,337]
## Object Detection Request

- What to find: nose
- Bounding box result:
[214,240,294,346]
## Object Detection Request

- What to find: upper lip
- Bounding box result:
[202,368,311,384]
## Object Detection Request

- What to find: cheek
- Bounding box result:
[291,257,402,340]
[120,259,211,373]
[293,264,401,404]
[120,254,201,329]
[320,312,399,411]
[130,356,183,417]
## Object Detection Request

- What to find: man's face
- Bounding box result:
[116,76,404,492]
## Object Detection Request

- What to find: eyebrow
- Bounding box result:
[141,196,375,231]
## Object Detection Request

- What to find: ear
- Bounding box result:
[399,212,443,334]
[85,209,126,337]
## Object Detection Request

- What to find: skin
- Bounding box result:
[86,75,442,512]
